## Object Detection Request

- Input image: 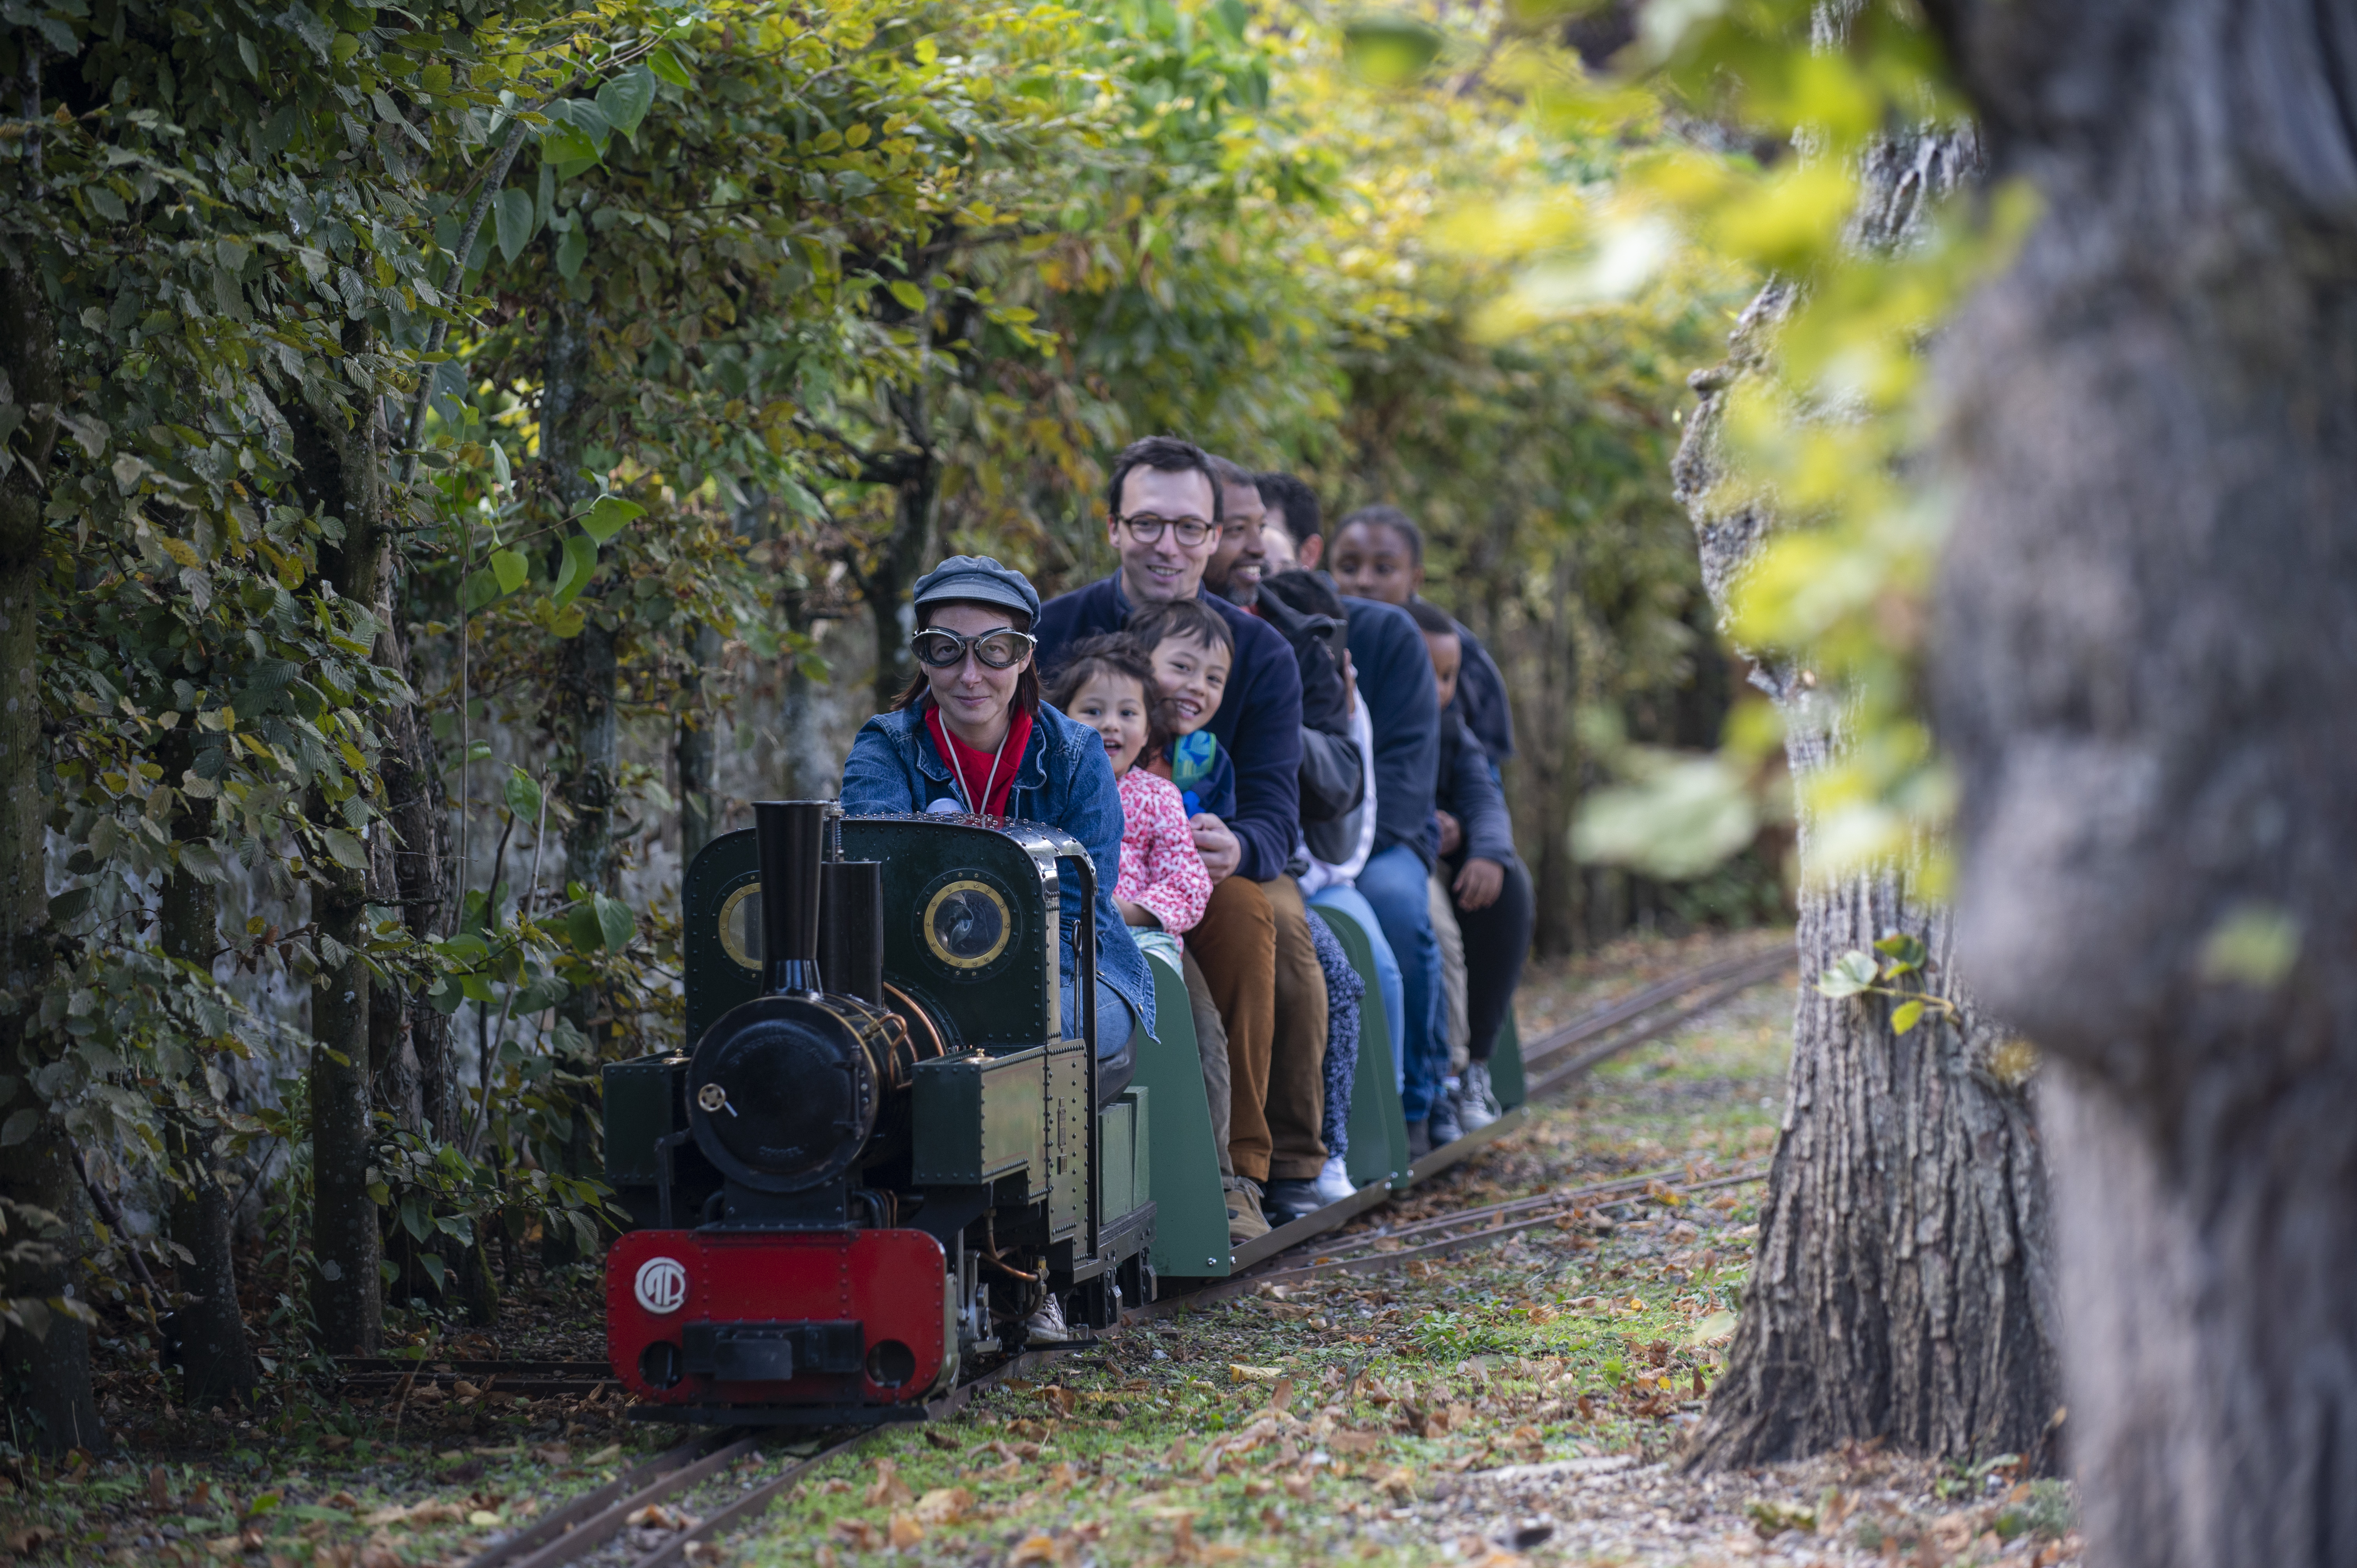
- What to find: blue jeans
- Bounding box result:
[1348,845,1444,1123]
[1060,975,1136,1058]
[1309,884,1407,1097]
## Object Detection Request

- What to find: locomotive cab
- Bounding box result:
[603,800,1167,1425]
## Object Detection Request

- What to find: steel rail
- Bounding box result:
[1514,941,1793,1066]
[463,1353,1051,1568]
[464,1430,739,1568]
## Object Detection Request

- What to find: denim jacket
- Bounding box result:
[838,698,1156,1045]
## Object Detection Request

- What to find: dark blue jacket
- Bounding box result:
[1339,595,1440,868]
[1431,705,1516,865]
[1036,577,1303,883]
[838,698,1154,1044]
[1431,607,1513,767]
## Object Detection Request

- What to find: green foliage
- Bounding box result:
[0,0,1788,1365]
[1814,930,1954,1033]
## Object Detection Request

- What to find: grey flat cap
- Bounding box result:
[911,554,1041,622]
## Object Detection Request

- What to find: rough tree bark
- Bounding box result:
[288,369,387,1356]
[1674,125,2061,1467]
[850,388,940,717]
[1923,3,2357,1562]
[378,655,454,1142]
[0,244,103,1452]
[155,735,258,1410]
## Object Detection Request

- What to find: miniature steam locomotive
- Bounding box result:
[601,802,1170,1425]
[600,799,1529,1427]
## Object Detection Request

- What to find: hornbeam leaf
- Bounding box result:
[320,828,369,871]
[648,47,691,88]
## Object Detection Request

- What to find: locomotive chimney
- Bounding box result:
[819,860,885,1006]
[753,799,835,994]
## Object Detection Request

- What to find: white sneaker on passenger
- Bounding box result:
[1459,1061,1501,1132]
[1314,1155,1356,1204]
[1023,1292,1070,1342]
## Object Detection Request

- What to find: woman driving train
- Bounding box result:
[839,555,1153,1096]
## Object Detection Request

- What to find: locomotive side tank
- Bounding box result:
[603,800,1158,1424]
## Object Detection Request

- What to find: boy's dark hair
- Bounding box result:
[1337,503,1424,565]
[1254,472,1322,542]
[1044,633,1168,757]
[1106,436,1224,524]
[1126,597,1236,660]
[889,604,1041,716]
[1261,566,1344,621]
[1405,596,1459,637]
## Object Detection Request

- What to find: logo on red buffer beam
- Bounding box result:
[635,1255,689,1315]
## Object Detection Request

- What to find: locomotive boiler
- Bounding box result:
[602,800,1159,1425]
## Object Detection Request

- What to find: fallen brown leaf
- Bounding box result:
[866,1457,914,1508]
[831,1518,882,1551]
[914,1487,974,1525]
[887,1513,925,1549]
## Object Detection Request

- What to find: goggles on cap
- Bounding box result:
[910,626,1037,670]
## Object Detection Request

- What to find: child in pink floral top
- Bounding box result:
[1044,635,1211,956]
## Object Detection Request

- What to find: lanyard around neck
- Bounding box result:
[943,710,1012,815]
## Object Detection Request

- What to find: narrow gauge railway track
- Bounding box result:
[454,1353,1055,1568]
[416,943,1792,1568]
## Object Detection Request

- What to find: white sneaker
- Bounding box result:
[1459,1062,1501,1132]
[1314,1155,1356,1204]
[1023,1293,1069,1342]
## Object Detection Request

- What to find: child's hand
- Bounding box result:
[1435,809,1463,857]
[1454,856,1504,911]
[1118,898,1162,929]
[1188,813,1241,882]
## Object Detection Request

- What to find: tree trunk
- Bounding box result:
[541,288,606,1270]
[288,366,389,1357]
[1675,125,2062,1469]
[379,656,455,1141]
[155,736,258,1411]
[677,622,721,864]
[542,288,613,977]
[858,387,940,715]
[1922,3,2357,1561]
[0,240,102,1453]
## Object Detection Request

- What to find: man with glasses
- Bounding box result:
[1036,436,1306,1242]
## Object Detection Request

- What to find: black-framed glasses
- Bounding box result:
[1117,513,1217,548]
[910,627,1037,670]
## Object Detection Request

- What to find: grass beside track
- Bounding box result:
[0,930,2080,1566]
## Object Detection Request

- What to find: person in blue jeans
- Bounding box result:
[1322,581,1450,1155]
